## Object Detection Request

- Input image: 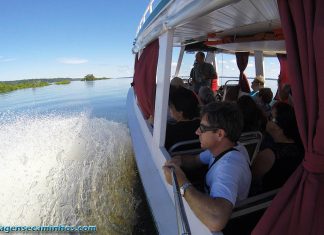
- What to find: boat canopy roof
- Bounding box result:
[133,0,285,55]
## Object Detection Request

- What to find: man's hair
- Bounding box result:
[169,86,200,120]
[258,88,273,104]
[272,102,300,143]
[201,102,243,142]
[196,51,205,59]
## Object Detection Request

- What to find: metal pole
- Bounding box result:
[171,167,191,235]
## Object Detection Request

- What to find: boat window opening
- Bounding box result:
[174,51,280,95]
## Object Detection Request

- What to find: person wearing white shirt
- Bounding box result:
[163,102,251,232]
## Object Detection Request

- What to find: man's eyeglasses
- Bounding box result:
[199,123,219,133]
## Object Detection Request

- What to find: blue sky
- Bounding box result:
[0,0,279,81]
[0,0,150,81]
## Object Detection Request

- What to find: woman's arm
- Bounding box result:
[252,148,276,178]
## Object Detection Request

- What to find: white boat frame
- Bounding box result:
[127,0,284,234]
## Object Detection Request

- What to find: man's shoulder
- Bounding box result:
[219,149,249,167]
[203,62,214,68]
[203,62,216,74]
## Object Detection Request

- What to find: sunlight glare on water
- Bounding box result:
[0,113,138,234]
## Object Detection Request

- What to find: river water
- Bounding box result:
[0,78,154,234]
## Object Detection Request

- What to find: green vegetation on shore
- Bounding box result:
[0,75,115,94]
[82,74,111,81]
[0,81,50,93]
[55,80,71,85]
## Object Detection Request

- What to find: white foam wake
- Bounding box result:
[0,113,138,234]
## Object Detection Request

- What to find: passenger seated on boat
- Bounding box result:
[255,88,273,119]
[190,51,217,94]
[279,84,293,106]
[198,86,215,105]
[237,95,267,133]
[252,102,303,193]
[163,102,251,232]
[170,76,185,88]
[250,75,265,96]
[165,86,200,151]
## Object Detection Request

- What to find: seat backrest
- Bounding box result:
[223,80,241,101]
[168,139,202,157]
[238,131,263,165]
[223,188,279,235]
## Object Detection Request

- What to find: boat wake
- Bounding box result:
[0,113,138,234]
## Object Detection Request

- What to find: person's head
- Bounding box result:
[251,75,265,92]
[169,86,199,121]
[196,102,243,149]
[279,84,291,102]
[258,88,273,104]
[170,76,185,88]
[198,86,215,105]
[195,51,205,63]
[237,95,267,132]
[267,102,300,143]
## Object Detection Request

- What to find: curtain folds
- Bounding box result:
[275,53,289,100]
[132,40,159,119]
[235,52,251,93]
[252,0,324,234]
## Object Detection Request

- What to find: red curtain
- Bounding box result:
[235,52,251,93]
[253,0,324,234]
[275,53,290,100]
[132,39,159,119]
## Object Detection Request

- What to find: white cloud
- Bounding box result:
[172,62,177,67]
[57,57,88,64]
[229,59,236,63]
[247,63,254,67]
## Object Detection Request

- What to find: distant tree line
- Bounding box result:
[82,74,111,81]
[0,75,113,93]
[0,81,50,93]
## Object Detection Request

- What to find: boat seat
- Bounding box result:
[222,80,240,101]
[168,131,262,164]
[237,131,263,165]
[223,188,279,235]
[168,139,202,157]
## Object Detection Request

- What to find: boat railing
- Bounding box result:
[175,75,278,83]
[170,167,191,235]
[136,0,168,36]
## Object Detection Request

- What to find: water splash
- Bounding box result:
[0,113,138,234]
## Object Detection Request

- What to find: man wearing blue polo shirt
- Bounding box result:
[163,102,251,232]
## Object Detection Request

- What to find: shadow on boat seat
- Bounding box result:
[223,188,280,235]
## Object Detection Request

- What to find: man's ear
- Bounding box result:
[215,129,226,141]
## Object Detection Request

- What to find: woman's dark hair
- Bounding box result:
[258,88,273,104]
[169,86,200,120]
[201,102,243,142]
[237,95,267,133]
[273,102,301,143]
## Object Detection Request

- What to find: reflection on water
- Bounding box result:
[85,81,95,87]
[0,113,138,234]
